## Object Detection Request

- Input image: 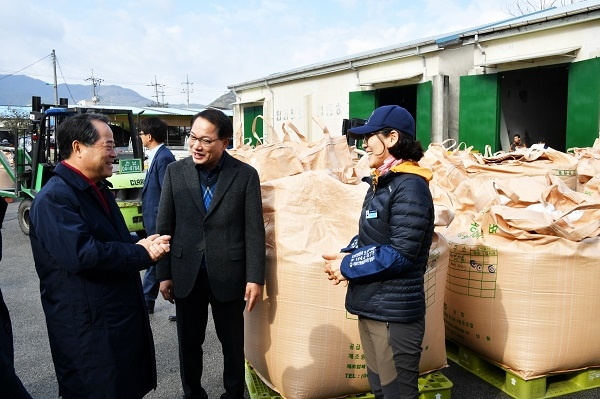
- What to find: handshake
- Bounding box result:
[137,234,172,262]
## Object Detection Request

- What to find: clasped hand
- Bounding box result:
[322,253,349,286]
[137,234,171,261]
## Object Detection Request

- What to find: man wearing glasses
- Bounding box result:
[156,109,265,399]
[29,113,171,398]
[138,117,176,316]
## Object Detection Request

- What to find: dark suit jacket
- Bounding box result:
[156,152,265,302]
[142,145,175,235]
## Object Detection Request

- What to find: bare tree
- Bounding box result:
[0,106,29,133]
[502,0,587,16]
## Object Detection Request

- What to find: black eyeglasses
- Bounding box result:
[138,132,148,137]
[363,132,380,141]
[186,134,221,147]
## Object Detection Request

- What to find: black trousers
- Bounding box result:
[175,268,246,399]
[0,289,33,399]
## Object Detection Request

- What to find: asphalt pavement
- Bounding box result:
[1,199,598,399]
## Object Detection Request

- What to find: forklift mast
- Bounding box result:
[6,96,147,235]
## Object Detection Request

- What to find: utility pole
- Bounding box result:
[85,69,103,105]
[51,49,58,105]
[181,75,194,108]
[148,76,165,107]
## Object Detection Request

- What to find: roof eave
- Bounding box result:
[228,41,439,91]
[459,4,600,41]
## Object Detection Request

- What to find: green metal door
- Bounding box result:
[349,90,377,150]
[459,74,501,153]
[416,81,432,148]
[566,58,600,149]
[349,85,430,147]
[243,105,264,147]
[349,90,378,120]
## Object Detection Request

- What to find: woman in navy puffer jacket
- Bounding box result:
[324,105,434,399]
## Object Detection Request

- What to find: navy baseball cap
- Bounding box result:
[348,105,415,138]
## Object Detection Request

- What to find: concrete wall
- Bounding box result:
[472,20,600,70]
[438,45,476,142]
[232,51,445,143]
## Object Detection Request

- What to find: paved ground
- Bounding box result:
[1,199,598,399]
[1,200,227,399]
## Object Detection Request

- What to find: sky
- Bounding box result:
[0,0,515,106]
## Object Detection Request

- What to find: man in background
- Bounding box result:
[510,133,524,151]
[139,117,176,315]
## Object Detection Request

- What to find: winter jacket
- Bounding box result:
[341,161,434,323]
[29,162,157,399]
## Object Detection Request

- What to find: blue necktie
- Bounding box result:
[203,186,213,211]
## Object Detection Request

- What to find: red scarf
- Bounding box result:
[371,155,404,191]
[376,155,403,177]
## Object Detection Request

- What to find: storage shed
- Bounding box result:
[228,1,600,153]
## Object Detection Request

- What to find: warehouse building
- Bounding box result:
[228,1,600,153]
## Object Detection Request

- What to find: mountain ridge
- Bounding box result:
[0,74,207,108]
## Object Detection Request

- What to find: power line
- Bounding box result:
[54,54,77,105]
[0,53,52,82]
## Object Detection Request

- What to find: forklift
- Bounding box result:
[0,96,146,235]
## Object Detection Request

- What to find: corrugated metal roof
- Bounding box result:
[0,105,232,117]
[73,105,232,116]
[433,6,572,46]
[228,0,600,90]
[461,0,600,36]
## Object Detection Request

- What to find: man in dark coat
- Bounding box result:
[139,116,176,314]
[29,113,171,399]
[0,198,33,398]
[157,109,265,399]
